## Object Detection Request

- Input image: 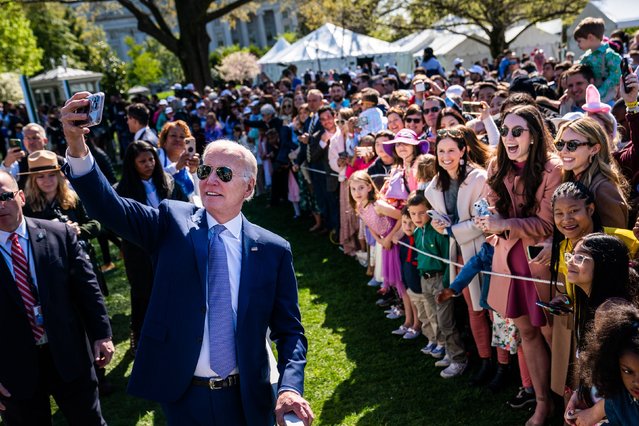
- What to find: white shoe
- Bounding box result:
[434,354,451,368]
[440,361,468,378]
[391,325,409,335]
[402,328,421,340]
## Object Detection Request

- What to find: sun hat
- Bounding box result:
[165,107,174,115]
[581,84,611,113]
[19,150,60,175]
[158,99,168,106]
[469,65,484,74]
[382,128,429,158]
[453,58,464,66]
[550,111,584,129]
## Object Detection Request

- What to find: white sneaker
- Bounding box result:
[440,361,468,378]
[402,328,421,340]
[434,354,451,368]
[355,251,368,267]
[386,307,404,319]
[391,325,409,335]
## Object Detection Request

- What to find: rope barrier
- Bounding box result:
[299,164,557,286]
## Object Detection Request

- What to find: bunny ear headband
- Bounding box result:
[581,84,612,113]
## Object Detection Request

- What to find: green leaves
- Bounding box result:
[0,3,42,75]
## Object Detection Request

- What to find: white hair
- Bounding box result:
[202,140,258,200]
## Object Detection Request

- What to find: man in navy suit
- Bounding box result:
[60,92,313,426]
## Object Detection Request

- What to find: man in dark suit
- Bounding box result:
[61,92,314,426]
[126,103,159,146]
[0,171,114,425]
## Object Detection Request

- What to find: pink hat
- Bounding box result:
[382,128,429,158]
[581,84,611,113]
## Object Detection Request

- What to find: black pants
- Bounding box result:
[122,242,154,341]
[1,346,105,425]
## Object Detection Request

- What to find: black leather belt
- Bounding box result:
[192,374,239,390]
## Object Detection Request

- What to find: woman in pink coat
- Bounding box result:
[475,105,562,426]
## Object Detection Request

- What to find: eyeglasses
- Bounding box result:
[555,139,595,152]
[564,252,592,266]
[0,191,17,202]
[196,165,235,182]
[405,117,422,124]
[500,126,529,138]
[423,106,441,114]
[437,128,463,138]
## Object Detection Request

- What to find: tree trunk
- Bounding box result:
[488,25,507,60]
[177,24,214,92]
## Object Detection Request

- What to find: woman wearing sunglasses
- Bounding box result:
[555,116,628,228]
[425,125,495,381]
[115,141,188,352]
[548,181,638,406]
[403,104,426,141]
[476,104,562,426]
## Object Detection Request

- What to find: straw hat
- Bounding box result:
[382,128,430,158]
[18,150,60,175]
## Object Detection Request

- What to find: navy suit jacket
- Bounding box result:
[66,165,307,425]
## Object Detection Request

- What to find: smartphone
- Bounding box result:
[535,300,573,314]
[357,115,369,128]
[621,57,631,93]
[462,101,483,115]
[8,138,22,150]
[184,136,196,158]
[427,210,452,227]
[414,81,426,92]
[338,151,349,159]
[526,245,544,261]
[473,198,491,217]
[75,92,105,127]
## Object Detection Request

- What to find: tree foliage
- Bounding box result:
[125,36,163,87]
[216,51,260,83]
[406,0,587,58]
[0,73,24,102]
[0,3,42,75]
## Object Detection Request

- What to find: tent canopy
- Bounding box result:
[260,23,392,65]
[590,0,639,27]
[258,37,291,65]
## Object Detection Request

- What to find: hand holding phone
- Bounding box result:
[536,300,573,315]
[427,210,452,227]
[621,58,631,93]
[74,92,105,127]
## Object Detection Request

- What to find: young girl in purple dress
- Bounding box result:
[349,170,414,325]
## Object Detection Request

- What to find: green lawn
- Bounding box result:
[48,196,563,425]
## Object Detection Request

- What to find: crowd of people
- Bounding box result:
[2,15,639,425]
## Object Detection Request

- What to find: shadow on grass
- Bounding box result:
[243,198,563,426]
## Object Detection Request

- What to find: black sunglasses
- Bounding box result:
[500,126,529,138]
[405,117,422,123]
[423,106,441,114]
[0,191,17,202]
[196,165,235,182]
[555,139,595,152]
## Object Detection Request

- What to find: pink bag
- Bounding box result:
[383,170,408,201]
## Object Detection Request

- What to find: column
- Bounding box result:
[256,12,267,48]
[206,21,218,49]
[223,21,233,47]
[274,9,284,36]
[239,20,249,47]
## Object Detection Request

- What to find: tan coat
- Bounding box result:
[486,157,563,316]
[588,172,628,229]
[425,167,488,311]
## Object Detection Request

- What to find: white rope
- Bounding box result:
[395,240,556,286]
[300,165,556,286]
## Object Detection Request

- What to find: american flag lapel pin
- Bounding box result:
[251,246,258,252]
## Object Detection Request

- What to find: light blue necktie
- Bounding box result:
[208,224,237,378]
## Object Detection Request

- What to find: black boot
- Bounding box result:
[469,358,494,386]
[487,363,510,393]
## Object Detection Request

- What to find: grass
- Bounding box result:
[47,195,565,425]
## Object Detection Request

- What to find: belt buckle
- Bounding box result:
[208,378,223,390]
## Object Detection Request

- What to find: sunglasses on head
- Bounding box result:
[0,191,17,202]
[437,128,463,138]
[499,126,529,138]
[423,106,441,114]
[554,139,595,152]
[196,165,235,182]
[405,117,422,124]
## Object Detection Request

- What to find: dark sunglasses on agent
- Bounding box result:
[437,128,463,138]
[499,126,529,138]
[0,191,17,202]
[554,139,595,152]
[423,106,441,114]
[196,165,235,182]
[405,117,423,124]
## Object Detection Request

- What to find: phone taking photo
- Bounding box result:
[621,58,632,93]
[8,138,22,150]
[535,300,573,315]
[526,245,544,261]
[75,92,105,128]
[184,137,196,158]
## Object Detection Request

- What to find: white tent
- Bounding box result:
[258,23,397,80]
[393,17,562,74]
[567,0,639,54]
[258,38,291,79]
